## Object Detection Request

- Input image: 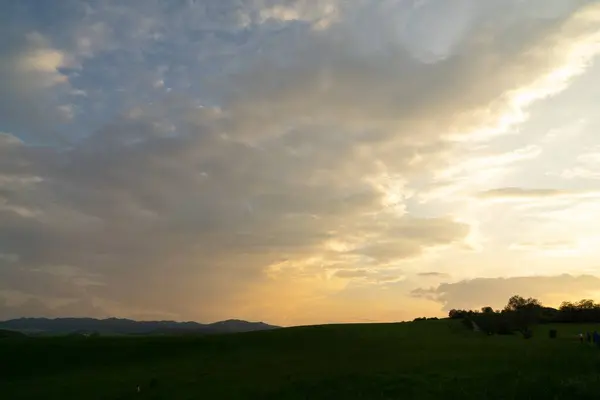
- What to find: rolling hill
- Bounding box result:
[0,317,279,336]
[1,320,600,399]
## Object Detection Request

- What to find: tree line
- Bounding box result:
[446,296,600,337]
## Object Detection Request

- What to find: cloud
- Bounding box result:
[510,241,579,251]
[508,237,600,258]
[561,149,600,180]
[412,274,600,311]
[334,269,370,279]
[1,1,599,324]
[478,187,574,199]
[561,168,600,180]
[418,145,544,203]
[0,113,470,321]
[418,272,450,278]
[509,241,581,258]
[258,0,340,29]
[345,217,470,262]
[476,187,600,203]
[0,31,72,137]
[514,240,575,250]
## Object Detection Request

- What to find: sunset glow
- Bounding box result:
[1,0,600,326]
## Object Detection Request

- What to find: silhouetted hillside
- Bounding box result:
[0,317,280,336]
[0,329,26,338]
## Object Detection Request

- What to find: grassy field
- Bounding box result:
[1,320,600,399]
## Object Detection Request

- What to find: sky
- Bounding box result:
[1,0,600,326]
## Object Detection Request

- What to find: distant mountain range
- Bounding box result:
[0,317,280,336]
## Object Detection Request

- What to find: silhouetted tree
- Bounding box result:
[449,309,469,319]
[441,295,600,335]
[558,299,600,323]
[503,295,543,334]
[504,295,542,312]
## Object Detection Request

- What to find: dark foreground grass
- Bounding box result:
[1,320,600,399]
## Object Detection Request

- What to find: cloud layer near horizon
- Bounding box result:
[1,0,600,325]
[412,275,600,311]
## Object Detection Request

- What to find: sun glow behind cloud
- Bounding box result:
[0,1,600,325]
[449,8,600,143]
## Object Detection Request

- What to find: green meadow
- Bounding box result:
[2,320,600,399]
